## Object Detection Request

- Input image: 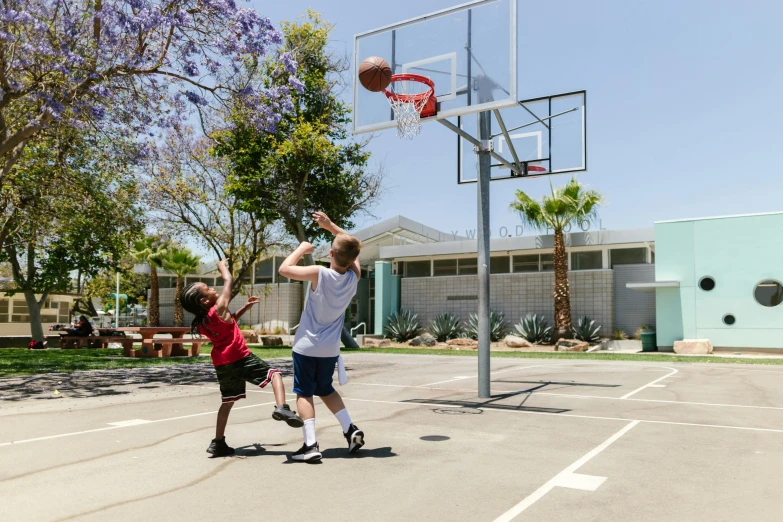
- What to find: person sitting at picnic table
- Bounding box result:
[65,316,93,337]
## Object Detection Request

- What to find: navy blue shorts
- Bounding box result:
[292,352,339,397]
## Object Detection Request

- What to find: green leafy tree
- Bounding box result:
[130,236,170,327]
[163,246,202,326]
[145,127,280,298]
[77,263,150,318]
[0,127,142,341]
[217,11,383,256]
[510,177,604,338]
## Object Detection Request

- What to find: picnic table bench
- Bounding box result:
[57,328,134,350]
[116,327,205,358]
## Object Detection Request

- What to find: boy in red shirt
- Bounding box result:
[181,259,303,457]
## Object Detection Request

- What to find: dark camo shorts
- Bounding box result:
[214,354,280,403]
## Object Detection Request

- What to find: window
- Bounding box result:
[754,280,783,307]
[723,314,736,326]
[0,299,8,323]
[59,301,70,323]
[571,251,602,270]
[490,256,510,274]
[458,258,477,276]
[255,258,274,284]
[541,254,554,271]
[405,260,431,278]
[433,259,457,277]
[158,276,177,289]
[699,277,716,292]
[610,248,647,268]
[11,300,28,322]
[41,313,58,323]
[513,255,539,273]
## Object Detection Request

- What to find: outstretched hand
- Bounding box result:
[312,211,333,230]
[246,296,260,307]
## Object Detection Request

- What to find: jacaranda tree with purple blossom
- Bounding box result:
[0,0,300,249]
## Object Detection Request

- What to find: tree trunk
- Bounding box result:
[148,264,160,327]
[24,290,45,342]
[174,276,184,327]
[552,228,572,340]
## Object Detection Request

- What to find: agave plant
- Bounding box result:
[465,310,508,342]
[572,316,601,343]
[429,312,463,342]
[385,309,422,342]
[513,313,553,344]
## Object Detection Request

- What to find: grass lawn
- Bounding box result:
[2,345,783,378]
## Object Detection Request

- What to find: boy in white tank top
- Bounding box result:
[278,211,364,462]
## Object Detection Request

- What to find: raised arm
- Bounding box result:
[215,259,234,321]
[278,242,321,287]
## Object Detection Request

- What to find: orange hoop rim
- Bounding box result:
[383,73,434,102]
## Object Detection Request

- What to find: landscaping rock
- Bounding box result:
[554,339,589,352]
[364,338,391,348]
[260,336,283,346]
[504,335,532,348]
[673,339,713,355]
[447,338,478,349]
[241,330,259,344]
[410,334,437,347]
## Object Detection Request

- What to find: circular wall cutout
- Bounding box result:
[754,280,783,307]
[723,314,736,326]
[699,277,716,291]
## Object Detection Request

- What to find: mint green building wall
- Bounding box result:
[655,213,783,349]
[374,261,401,336]
[355,278,370,328]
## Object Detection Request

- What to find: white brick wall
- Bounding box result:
[401,270,614,335]
[157,283,303,331]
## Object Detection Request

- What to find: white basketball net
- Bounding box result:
[385,79,433,140]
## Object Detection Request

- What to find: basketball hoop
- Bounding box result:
[383,74,436,140]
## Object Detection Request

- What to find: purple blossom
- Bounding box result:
[288,76,305,94]
[0,0,301,146]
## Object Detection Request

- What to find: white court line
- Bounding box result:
[620,367,679,399]
[493,421,639,522]
[418,364,557,387]
[347,381,783,412]
[0,401,277,448]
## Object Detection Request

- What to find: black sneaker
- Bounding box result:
[291,442,322,462]
[206,438,235,457]
[272,404,304,428]
[344,424,365,453]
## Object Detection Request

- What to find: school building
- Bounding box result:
[171,211,783,350]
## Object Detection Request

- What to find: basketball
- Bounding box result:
[358,56,392,92]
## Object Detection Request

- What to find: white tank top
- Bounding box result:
[293,266,358,358]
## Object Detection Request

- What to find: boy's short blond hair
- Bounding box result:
[332,233,362,268]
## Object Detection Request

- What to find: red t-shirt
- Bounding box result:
[199,307,250,367]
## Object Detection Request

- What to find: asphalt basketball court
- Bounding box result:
[3,352,783,521]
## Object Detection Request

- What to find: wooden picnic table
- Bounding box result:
[116,327,204,358]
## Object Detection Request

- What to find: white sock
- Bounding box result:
[334,408,352,433]
[302,418,316,446]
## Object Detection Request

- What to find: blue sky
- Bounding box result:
[250,0,783,237]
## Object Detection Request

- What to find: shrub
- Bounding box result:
[513,313,553,344]
[633,324,651,340]
[385,309,422,342]
[612,328,629,340]
[428,313,463,342]
[572,316,601,343]
[465,310,508,342]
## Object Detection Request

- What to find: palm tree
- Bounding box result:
[131,236,169,327]
[510,177,604,339]
[163,247,202,326]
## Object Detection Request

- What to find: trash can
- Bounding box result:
[640,330,657,352]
